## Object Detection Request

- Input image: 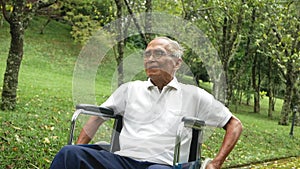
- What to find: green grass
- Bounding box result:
[0,17,299,169]
[0,17,116,168]
[204,112,300,168]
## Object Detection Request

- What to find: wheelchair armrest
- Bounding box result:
[68,104,117,145]
[76,104,115,117]
[182,116,205,130]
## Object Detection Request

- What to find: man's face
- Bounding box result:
[143,38,182,80]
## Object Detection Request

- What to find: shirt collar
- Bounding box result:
[146,77,180,90]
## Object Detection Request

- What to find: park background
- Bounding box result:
[0,0,299,168]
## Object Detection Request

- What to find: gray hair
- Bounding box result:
[153,37,184,58]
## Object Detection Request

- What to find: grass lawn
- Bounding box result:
[0,17,299,169]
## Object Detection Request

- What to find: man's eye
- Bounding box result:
[144,51,151,57]
[154,50,165,56]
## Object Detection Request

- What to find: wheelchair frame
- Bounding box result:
[68,104,206,168]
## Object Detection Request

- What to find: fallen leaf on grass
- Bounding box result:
[42,125,55,131]
[28,126,35,131]
[12,125,22,130]
[44,158,51,163]
[14,134,22,142]
[29,163,39,169]
[43,137,50,144]
[51,136,58,140]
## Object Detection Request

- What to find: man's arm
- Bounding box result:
[206,115,243,169]
[76,116,106,144]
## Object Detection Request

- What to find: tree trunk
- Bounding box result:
[279,87,292,125]
[1,21,25,110]
[279,61,294,125]
[291,76,299,126]
[114,0,124,86]
[224,64,231,107]
[0,0,56,110]
[268,88,274,118]
[144,0,152,42]
[252,53,260,113]
[268,57,274,118]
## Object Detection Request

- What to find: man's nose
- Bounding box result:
[148,54,156,60]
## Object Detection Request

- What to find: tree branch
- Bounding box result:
[34,0,57,10]
[22,0,57,28]
[0,0,11,23]
[123,0,147,47]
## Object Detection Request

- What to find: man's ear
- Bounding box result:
[175,58,182,70]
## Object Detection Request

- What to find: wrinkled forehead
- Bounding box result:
[146,38,170,50]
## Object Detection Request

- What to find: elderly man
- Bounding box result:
[50,37,242,169]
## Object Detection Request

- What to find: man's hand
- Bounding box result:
[203,116,243,169]
[204,160,221,169]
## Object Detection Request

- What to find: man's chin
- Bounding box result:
[146,69,160,77]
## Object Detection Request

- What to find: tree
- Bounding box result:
[60,0,113,44]
[114,0,125,86]
[266,1,300,125]
[113,0,152,85]
[183,0,247,106]
[0,0,57,110]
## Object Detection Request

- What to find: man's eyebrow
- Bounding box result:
[144,49,165,52]
[151,49,166,52]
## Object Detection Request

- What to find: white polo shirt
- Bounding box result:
[101,78,232,165]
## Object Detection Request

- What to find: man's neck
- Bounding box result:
[150,76,173,90]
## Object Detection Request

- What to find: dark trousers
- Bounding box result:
[50,144,173,169]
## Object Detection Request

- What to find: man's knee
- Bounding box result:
[147,164,172,169]
[56,145,78,157]
[50,145,88,169]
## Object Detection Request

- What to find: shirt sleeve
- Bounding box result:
[100,82,129,116]
[196,89,232,128]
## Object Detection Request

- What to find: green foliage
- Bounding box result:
[60,0,114,44]
[0,17,300,169]
[263,0,300,68]
[43,0,299,108]
[153,0,182,16]
[178,0,299,112]
[182,49,210,84]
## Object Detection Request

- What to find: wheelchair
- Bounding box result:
[68,104,211,169]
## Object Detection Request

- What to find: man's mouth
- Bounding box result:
[146,64,160,69]
[147,66,159,69]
